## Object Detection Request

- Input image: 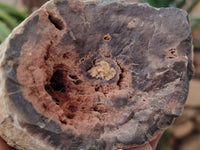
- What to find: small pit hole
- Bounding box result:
[63,53,69,59]
[117,73,123,86]
[43,103,47,109]
[93,106,98,112]
[170,49,176,55]
[95,86,99,92]
[54,98,60,103]
[69,75,78,80]
[45,85,51,93]
[166,48,177,59]
[103,34,112,42]
[68,105,78,113]
[129,95,133,99]
[48,14,64,30]
[72,80,82,85]
[77,98,81,102]
[50,70,66,92]
[93,105,106,113]
[60,120,67,125]
[53,98,60,105]
[67,114,75,119]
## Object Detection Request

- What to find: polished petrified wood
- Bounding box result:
[0,0,193,149]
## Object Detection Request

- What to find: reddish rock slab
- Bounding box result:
[0,0,193,149]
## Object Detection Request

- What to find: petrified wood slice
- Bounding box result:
[0,0,193,149]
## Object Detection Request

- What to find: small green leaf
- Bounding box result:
[0,10,18,29]
[0,20,11,39]
[140,0,175,8]
[175,0,186,8]
[189,15,200,30]
[0,3,27,20]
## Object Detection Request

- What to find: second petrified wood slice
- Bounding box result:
[0,0,193,150]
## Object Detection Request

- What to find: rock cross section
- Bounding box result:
[0,0,193,149]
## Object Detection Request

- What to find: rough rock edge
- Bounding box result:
[0,117,55,150]
[0,1,56,149]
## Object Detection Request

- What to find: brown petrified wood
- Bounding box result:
[0,0,193,149]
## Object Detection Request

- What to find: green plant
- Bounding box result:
[0,3,28,43]
[140,0,200,11]
[156,129,173,150]
[140,0,175,8]
[140,0,187,8]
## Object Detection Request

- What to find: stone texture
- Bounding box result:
[0,0,193,150]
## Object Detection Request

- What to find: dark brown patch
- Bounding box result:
[48,13,64,30]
